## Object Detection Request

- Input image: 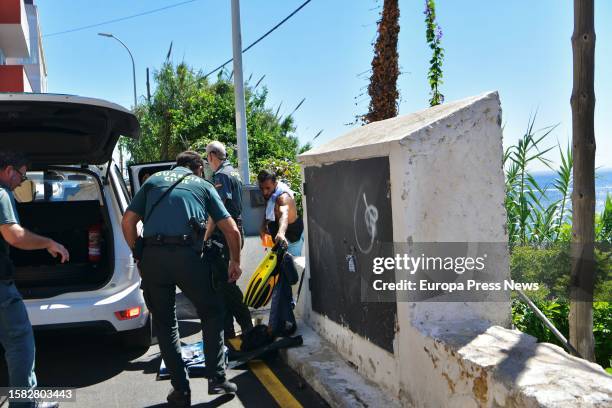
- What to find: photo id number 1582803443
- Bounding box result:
[1,388,77,402]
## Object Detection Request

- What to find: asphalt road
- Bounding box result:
[0,291,328,408]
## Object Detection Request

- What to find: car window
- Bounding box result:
[114,164,131,201]
[15,170,101,203]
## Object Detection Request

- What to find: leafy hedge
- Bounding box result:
[510,244,612,302]
[512,298,611,370]
[510,244,611,369]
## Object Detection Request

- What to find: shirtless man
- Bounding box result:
[257,169,303,336]
[257,169,303,257]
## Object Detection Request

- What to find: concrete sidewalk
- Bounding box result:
[280,322,402,408]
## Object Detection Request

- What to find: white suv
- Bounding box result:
[0,93,150,348]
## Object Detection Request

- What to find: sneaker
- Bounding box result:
[208,376,238,395]
[166,388,191,407]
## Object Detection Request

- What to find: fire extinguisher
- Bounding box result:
[88,224,102,263]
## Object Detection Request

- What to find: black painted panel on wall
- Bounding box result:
[304,156,397,353]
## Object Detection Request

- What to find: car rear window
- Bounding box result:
[14,170,102,203]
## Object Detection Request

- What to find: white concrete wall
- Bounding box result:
[389,90,510,324]
[297,92,612,407]
[389,91,512,406]
[298,92,511,402]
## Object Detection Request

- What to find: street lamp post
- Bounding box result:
[98,33,137,108]
[98,33,137,175]
[231,0,250,183]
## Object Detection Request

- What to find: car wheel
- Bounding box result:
[121,316,153,349]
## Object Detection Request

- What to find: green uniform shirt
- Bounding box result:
[0,184,19,256]
[127,166,230,237]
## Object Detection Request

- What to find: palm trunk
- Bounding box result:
[569,0,596,362]
[364,0,400,123]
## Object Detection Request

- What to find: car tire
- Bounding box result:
[121,316,153,349]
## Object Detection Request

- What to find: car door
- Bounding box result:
[128,160,219,194]
[128,161,265,236]
[127,162,175,194]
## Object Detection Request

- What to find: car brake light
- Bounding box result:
[115,306,141,320]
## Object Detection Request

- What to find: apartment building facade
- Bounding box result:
[0,0,47,93]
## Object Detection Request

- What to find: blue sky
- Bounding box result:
[37,0,611,170]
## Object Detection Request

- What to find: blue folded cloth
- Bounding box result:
[158,341,228,380]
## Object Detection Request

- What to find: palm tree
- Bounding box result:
[363,0,400,124]
[569,0,596,362]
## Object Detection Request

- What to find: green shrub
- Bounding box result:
[510,244,611,301]
[125,61,304,168]
[593,301,612,370]
[512,298,611,369]
[511,244,611,368]
[510,245,571,299]
[596,194,612,244]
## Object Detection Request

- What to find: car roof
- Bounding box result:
[0,93,133,112]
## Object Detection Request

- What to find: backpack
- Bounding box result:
[280,251,299,285]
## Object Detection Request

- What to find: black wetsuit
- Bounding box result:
[267,217,304,243]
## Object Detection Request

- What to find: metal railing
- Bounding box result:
[516,289,582,358]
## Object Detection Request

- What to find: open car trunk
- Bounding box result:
[10,171,114,299]
[0,94,139,300]
[0,93,140,166]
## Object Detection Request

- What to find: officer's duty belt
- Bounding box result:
[144,235,193,246]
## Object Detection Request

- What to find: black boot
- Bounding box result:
[224,326,236,341]
[208,376,238,395]
[166,388,191,407]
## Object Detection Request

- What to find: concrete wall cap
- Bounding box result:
[298,91,499,167]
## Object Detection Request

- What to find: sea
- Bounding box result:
[532,168,612,214]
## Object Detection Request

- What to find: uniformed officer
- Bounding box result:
[121,151,242,407]
[203,141,253,339]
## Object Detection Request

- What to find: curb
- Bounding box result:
[279,322,402,408]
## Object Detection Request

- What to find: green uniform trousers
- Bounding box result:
[139,245,225,392]
[215,234,253,337]
[220,273,253,336]
[210,247,253,336]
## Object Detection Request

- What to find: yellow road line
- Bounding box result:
[249,361,303,408]
[228,337,242,350]
[227,338,303,408]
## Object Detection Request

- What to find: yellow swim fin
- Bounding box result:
[244,250,279,309]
